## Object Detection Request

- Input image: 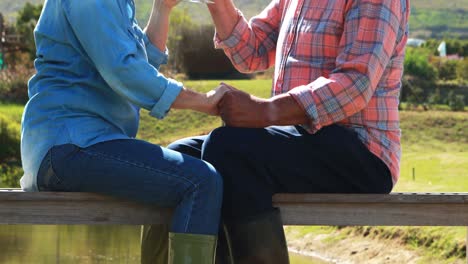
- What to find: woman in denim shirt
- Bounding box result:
[21,0,226,263]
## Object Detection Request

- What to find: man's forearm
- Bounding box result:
[218,86,309,128]
[145,0,171,51]
[207,0,239,40]
[266,93,310,126]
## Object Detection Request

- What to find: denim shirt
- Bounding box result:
[20,0,183,191]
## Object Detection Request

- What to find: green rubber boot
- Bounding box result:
[169,232,217,264]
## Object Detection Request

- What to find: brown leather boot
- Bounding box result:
[141,224,169,264]
[224,209,289,264]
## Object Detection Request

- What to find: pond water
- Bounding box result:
[0,225,328,263]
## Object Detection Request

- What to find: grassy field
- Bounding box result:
[0,79,467,262]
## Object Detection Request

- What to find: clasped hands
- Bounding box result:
[205,83,273,128]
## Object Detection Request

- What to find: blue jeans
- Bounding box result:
[169,125,393,220]
[36,139,222,235]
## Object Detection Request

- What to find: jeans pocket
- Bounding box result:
[36,150,61,191]
[39,144,80,191]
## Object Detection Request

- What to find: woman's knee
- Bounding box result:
[186,161,223,203]
[201,163,223,201]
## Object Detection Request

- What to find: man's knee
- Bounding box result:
[167,140,185,152]
[203,126,260,160]
[167,137,194,153]
[167,136,204,158]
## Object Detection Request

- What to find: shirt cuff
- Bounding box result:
[214,10,248,50]
[288,85,322,133]
[143,34,169,68]
[150,78,183,119]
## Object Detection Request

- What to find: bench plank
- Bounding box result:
[2,189,468,226]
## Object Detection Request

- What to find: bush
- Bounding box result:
[0,114,21,162]
[0,114,22,188]
[404,47,438,82]
[456,59,468,81]
[179,26,251,79]
[427,88,442,105]
[448,92,465,111]
[0,163,22,188]
[438,60,459,81]
[0,66,33,104]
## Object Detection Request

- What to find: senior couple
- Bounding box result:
[21,0,409,263]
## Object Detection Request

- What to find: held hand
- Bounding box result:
[218,84,272,127]
[203,84,233,116]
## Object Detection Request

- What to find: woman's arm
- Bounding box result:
[64,0,228,118]
[145,0,178,51]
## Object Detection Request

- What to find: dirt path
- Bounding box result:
[286,229,464,264]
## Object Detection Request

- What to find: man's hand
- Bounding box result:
[218,84,272,127]
[217,83,310,128]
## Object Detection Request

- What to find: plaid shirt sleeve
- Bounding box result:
[289,0,407,132]
[214,0,282,73]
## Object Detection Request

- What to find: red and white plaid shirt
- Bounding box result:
[215,0,410,185]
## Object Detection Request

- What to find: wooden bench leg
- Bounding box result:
[466,227,468,264]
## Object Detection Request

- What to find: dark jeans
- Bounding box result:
[169,125,392,220]
[36,139,222,235]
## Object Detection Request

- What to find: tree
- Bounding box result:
[404,47,438,82]
[16,3,43,60]
[427,88,441,106]
[164,8,195,74]
[456,59,468,82]
[438,60,459,81]
[402,47,438,106]
[447,91,465,112]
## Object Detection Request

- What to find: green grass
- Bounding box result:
[0,104,24,124]
[397,111,468,192]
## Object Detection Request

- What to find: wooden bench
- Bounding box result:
[2,189,468,261]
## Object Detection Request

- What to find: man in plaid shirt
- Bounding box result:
[142,0,409,263]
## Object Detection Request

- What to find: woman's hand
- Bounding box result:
[202,84,233,115]
[159,0,180,11]
[171,83,232,116]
